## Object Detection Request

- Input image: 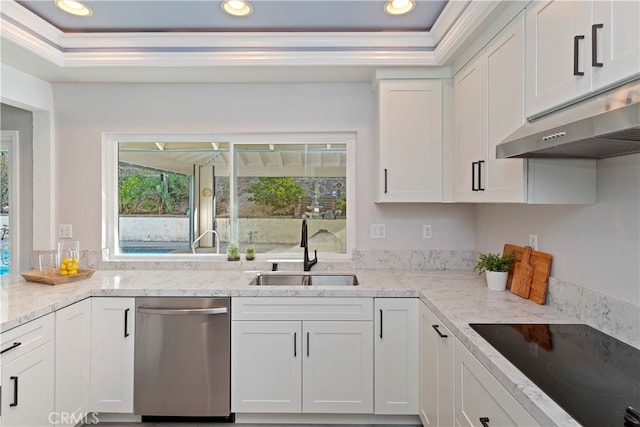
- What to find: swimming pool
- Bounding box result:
[0,252,9,276]
[121,248,176,254]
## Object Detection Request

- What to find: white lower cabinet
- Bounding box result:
[419,302,454,427]
[54,299,92,426]
[231,297,374,414]
[303,321,373,413]
[90,297,135,413]
[454,339,539,427]
[231,320,302,413]
[374,298,418,415]
[0,314,55,427]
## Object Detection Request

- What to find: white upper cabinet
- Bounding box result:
[591,1,640,90]
[526,0,640,117]
[453,57,485,203]
[376,79,443,203]
[454,12,596,204]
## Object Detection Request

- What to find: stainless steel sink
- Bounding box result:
[249,273,359,286]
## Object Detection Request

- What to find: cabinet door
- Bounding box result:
[374,298,418,415]
[1,341,54,427]
[55,299,91,426]
[377,80,443,202]
[525,0,592,116]
[453,57,485,202]
[303,321,373,413]
[90,297,135,413]
[419,303,436,426]
[485,13,528,203]
[419,302,454,427]
[231,321,302,413]
[591,0,640,90]
[455,339,539,427]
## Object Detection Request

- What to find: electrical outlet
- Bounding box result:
[423,224,432,239]
[370,224,386,239]
[58,224,73,239]
[529,234,538,251]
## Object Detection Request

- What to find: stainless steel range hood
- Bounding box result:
[496,80,640,159]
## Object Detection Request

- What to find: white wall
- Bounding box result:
[476,154,640,306]
[52,83,476,253]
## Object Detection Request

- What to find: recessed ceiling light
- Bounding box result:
[384,0,416,15]
[221,0,253,17]
[54,0,93,17]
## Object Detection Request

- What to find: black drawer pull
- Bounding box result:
[471,161,478,191]
[379,309,383,339]
[574,35,585,76]
[592,24,604,67]
[1,342,22,354]
[432,324,448,338]
[477,160,485,191]
[10,376,18,407]
[480,417,490,427]
[384,169,388,194]
[124,308,130,338]
[294,332,297,357]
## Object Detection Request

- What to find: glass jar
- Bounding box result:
[58,240,80,276]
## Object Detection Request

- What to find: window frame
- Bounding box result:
[102,131,356,262]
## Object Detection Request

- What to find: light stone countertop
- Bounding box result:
[0,269,580,426]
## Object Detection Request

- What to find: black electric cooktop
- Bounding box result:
[469,323,640,427]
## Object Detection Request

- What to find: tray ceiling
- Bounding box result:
[16,0,448,33]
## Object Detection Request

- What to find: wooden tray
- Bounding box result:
[21,269,95,285]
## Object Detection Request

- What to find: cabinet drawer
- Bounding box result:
[1,313,54,365]
[232,297,373,321]
[455,339,539,426]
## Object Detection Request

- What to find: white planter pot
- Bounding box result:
[485,271,508,291]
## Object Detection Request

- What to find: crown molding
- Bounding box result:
[433,1,506,65]
[1,0,441,69]
[1,0,509,79]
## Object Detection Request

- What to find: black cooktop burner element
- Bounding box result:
[469,323,640,427]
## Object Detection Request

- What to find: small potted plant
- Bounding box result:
[245,246,255,261]
[474,252,515,291]
[227,244,240,261]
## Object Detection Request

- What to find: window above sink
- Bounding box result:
[102,132,356,262]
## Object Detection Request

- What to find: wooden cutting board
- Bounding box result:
[503,244,553,304]
[510,246,534,298]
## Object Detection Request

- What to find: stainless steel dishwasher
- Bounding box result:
[134,297,231,418]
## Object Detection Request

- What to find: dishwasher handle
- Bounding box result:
[137,307,228,315]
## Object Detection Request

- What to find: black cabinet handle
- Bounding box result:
[294,332,297,357]
[379,309,383,339]
[10,376,18,407]
[124,308,130,338]
[432,324,448,338]
[384,169,388,194]
[478,160,485,191]
[574,35,585,76]
[471,162,478,191]
[480,417,490,427]
[1,342,22,354]
[592,24,604,67]
[306,332,310,357]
